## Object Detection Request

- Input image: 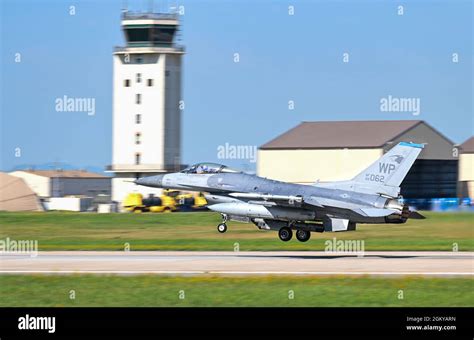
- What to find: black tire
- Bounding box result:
[217,223,227,233]
[296,230,311,242]
[278,227,293,242]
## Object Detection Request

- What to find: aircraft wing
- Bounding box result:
[227,192,422,221]
[228,193,323,208]
[303,196,324,208]
[227,193,404,217]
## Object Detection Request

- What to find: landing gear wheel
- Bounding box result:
[278,227,293,242]
[217,223,227,233]
[296,230,311,242]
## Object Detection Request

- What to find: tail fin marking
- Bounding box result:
[352,142,424,188]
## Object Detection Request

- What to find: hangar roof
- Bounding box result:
[460,136,474,154]
[15,170,108,179]
[260,120,429,149]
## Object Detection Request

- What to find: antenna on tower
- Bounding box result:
[121,0,128,15]
[169,0,178,14]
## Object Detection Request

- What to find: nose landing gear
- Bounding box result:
[217,223,227,233]
[217,214,228,233]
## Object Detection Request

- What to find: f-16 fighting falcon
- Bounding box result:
[135,142,425,242]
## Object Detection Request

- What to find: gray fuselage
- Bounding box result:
[136,172,394,224]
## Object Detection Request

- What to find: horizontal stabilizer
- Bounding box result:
[354,208,399,217]
[408,211,426,219]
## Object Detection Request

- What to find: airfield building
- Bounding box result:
[0,172,43,211]
[458,136,474,200]
[108,11,184,202]
[258,120,458,199]
[9,170,111,199]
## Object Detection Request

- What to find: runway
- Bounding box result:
[1,251,473,276]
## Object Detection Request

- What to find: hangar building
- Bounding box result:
[458,136,474,200]
[258,120,457,199]
[0,172,43,211]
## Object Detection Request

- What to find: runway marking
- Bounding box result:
[0,270,472,277]
[2,252,472,277]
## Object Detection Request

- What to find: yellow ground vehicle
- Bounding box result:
[122,193,176,213]
[173,191,207,211]
[123,191,207,213]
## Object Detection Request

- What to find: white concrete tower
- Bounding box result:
[110,11,184,202]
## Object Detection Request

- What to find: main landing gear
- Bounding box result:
[278,227,293,242]
[278,227,311,242]
[295,230,311,242]
[217,214,228,233]
[278,219,313,242]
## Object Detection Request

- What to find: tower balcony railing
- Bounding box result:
[122,12,179,20]
[114,43,185,53]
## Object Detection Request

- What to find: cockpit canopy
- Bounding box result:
[180,163,241,174]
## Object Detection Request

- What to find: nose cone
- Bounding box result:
[135,175,163,188]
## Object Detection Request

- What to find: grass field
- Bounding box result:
[0,275,472,307]
[0,211,472,251]
[1,212,472,307]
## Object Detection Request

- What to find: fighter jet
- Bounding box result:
[135,142,425,242]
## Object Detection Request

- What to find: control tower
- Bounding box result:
[110,11,184,202]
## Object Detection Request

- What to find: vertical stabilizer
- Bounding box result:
[352,142,424,188]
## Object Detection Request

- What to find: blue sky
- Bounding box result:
[1,0,472,172]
